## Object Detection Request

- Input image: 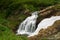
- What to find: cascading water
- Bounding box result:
[16,11,38,35]
[28,16,60,37]
[16,11,60,37]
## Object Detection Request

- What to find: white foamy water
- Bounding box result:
[16,11,38,35]
[28,16,60,37]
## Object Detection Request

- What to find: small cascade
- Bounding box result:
[28,16,60,37]
[16,11,38,35]
[16,11,60,37]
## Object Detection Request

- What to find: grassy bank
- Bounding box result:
[0,18,28,40]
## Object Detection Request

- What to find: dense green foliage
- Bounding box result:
[0,0,60,18]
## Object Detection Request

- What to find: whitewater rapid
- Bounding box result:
[28,16,60,37]
[16,11,60,37]
[16,11,38,35]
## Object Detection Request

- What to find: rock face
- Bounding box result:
[36,5,60,27]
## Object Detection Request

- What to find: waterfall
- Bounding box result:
[28,16,60,37]
[16,11,38,35]
[16,11,60,37]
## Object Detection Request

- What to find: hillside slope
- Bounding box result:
[0,0,60,40]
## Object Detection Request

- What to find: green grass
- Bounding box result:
[0,24,28,40]
[0,17,28,40]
